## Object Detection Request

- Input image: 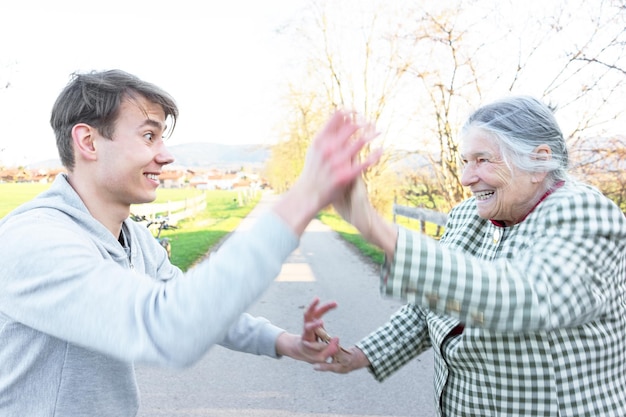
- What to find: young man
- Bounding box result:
[0,69,378,416]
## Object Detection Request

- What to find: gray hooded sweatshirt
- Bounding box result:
[0,174,297,416]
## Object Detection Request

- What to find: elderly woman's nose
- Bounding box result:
[461,164,477,186]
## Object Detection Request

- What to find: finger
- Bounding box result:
[314,111,359,151]
[303,319,324,342]
[312,300,338,319]
[314,361,348,373]
[301,339,331,353]
[316,124,361,162]
[356,147,383,173]
[303,297,321,322]
[345,128,380,161]
[302,340,340,363]
[304,319,324,334]
[330,129,380,181]
[320,339,340,358]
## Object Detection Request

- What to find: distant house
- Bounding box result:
[0,168,29,183]
[207,173,238,190]
[0,168,64,183]
[233,178,251,189]
[158,170,186,188]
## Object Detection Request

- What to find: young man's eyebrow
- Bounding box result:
[141,118,164,130]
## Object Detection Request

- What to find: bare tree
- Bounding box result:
[264,87,323,194]
[267,0,626,212]
[0,60,16,169]
[570,134,626,211]
[267,0,420,212]
[397,0,626,210]
[400,4,487,210]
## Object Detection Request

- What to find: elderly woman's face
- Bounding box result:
[460,128,541,225]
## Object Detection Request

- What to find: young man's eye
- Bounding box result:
[144,132,154,141]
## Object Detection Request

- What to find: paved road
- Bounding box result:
[136,194,435,417]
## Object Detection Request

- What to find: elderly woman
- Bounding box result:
[319,96,626,416]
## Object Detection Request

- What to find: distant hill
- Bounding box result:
[168,143,271,168]
[26,143,271,170]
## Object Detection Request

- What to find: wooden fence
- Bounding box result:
[131,193,207,224]
[393,198,448,237]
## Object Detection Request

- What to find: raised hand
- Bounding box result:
[275,297,341,364]
[332,175,375,240]
[272,110,381,236]
[298,111,380,209]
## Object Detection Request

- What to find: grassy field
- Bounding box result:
[1,183,437,271]
[0,183,259,271]
[0,182,210,217]
[0,183,51,217]
[317,209,444,268]
[317,211,385,264]
[163,190,260,270]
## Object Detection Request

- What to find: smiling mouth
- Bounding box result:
[474,190,494,201]
[145,173,160,181]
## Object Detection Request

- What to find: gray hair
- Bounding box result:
[461,95,569,184]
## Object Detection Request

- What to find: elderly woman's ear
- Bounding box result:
[533,144,552,161]
[531,145,552,184]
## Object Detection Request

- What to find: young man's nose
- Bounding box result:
[155,143,175,165]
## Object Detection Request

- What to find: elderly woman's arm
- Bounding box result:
[333,177,398,260]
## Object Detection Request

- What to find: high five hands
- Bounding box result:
[299,110,381,211]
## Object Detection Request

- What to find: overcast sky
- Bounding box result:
[3,0,623,167]
[0,0,307,166]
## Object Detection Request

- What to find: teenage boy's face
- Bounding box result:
[93,96,174,207]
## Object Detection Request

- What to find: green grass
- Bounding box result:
[0,183,52,217]
[159,190,261,271]
[2,183,442,272]
[0,183,202,218]
[150,188,204,203]
[317,208,446,267]
[1,183,260,272]
[317,211,385,265]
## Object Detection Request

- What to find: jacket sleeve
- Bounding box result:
[381,187,626,332]
[356,304,431,381]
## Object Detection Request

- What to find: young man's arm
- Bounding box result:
[273,111,380,236]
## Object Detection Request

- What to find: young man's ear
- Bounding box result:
[72,124,98,162]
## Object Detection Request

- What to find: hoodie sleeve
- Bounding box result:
[0,208,297,368]
[218,313,284,357]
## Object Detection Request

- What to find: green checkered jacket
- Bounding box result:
[357,181,626,416]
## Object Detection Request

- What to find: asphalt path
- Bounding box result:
[136,194,435,417]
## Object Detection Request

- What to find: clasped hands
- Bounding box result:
[280,110,378,373]
[295,297,370,374]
